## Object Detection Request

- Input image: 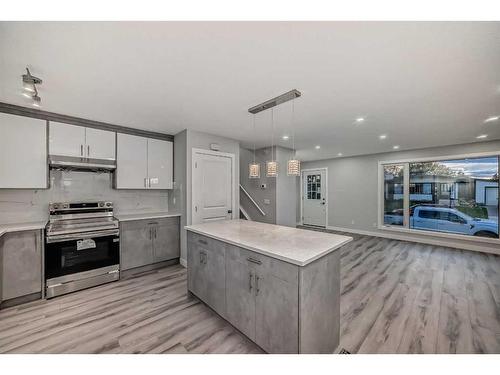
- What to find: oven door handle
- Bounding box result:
[46,229,120,243]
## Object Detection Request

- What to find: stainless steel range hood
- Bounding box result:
[49,155,116,172]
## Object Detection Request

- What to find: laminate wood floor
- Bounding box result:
[1,232,499,354]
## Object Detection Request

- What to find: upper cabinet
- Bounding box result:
[115,133,173,189]
[115,134,148,189]
[0,113,48,188]
[147,138,173,189]
[49,122,116,160]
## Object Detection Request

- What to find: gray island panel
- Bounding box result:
[186,219,352,354]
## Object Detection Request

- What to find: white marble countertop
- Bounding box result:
[115,211,181,222]
[185,219,352,266]
[0,220,47,237]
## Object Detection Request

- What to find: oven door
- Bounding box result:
[45,230,120,280]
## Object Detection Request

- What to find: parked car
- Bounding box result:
[384,206,498,238]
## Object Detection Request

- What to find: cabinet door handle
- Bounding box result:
[80,144,83,156]
[255,275,260,296]
[87,145,90,157]
[249,272,254,292]
[144,178,149,188]
[149,227,152,240]
[246,257,262,265]
[154,227,157,239]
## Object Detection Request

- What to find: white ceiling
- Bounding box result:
[1,22,499,161]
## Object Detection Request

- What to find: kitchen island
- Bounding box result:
[185,219,352,354]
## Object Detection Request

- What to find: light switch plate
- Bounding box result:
[263,199,271,205]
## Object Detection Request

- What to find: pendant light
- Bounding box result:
[287,98,301,176]
[266,108,278,177]
[248,114,260,178]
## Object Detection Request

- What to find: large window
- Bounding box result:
[383,164,405,226]
[381,155,499,239]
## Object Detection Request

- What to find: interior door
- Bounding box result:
[49,121,86,158]
[302,169,327,227]
[192,151,233,224]
[85,128,116,160]
[147,138,173,189]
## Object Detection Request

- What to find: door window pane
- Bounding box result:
[409,156,499,238]
[383,164,405,226]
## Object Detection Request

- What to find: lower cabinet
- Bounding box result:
[1,230,42,303]
[120,217,180,271]
[187,235,226,314]
[187,231,300,353]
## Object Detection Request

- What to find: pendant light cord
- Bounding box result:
[252,114,256,163]
[271,108,275,161]
[292,99,296,157]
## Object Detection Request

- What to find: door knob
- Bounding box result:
[227,210,232,214]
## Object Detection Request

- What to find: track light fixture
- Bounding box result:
[22,67,43,107]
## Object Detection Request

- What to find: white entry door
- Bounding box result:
[302,169,327,227]
[192,150,234,224]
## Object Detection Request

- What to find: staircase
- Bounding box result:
[239,184,266,221]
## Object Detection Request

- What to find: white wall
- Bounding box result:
[300,140,500,255]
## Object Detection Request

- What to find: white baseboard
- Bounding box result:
[179,258,187,268]
[325,225,500,256]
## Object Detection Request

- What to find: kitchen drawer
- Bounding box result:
[225,243,298,286]
[187,232,226,257]
[155,216,179,227]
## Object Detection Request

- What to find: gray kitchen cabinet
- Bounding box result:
[225,257,256,340]
[0,113,47,189]
[187,232,226,314]
[255,272,298,353]
[187,242,208,301]
[152,217,180,262]
[1,230,42,301]
[186,230,337,353]
[120,220,154,270]
[120,217,180,271]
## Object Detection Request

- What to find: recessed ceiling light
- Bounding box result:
[337,152,343,156]
[393,145,400,150]
[476,134,488,139]
[282,135,289,140]
[484,116,499,123]
[379,134,387,140]
[315,145,321,150]
[355,117,365,123]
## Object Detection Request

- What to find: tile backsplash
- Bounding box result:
[0,170,169,223]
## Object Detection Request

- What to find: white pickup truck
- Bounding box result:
[384,206,498,238]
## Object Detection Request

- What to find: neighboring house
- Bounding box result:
[405,175,498,208]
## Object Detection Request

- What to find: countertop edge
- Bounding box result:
[116,212,181,222]
[185,226,353,266]
[0,221,47,237]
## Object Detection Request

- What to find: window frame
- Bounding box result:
[378,151,500,244]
